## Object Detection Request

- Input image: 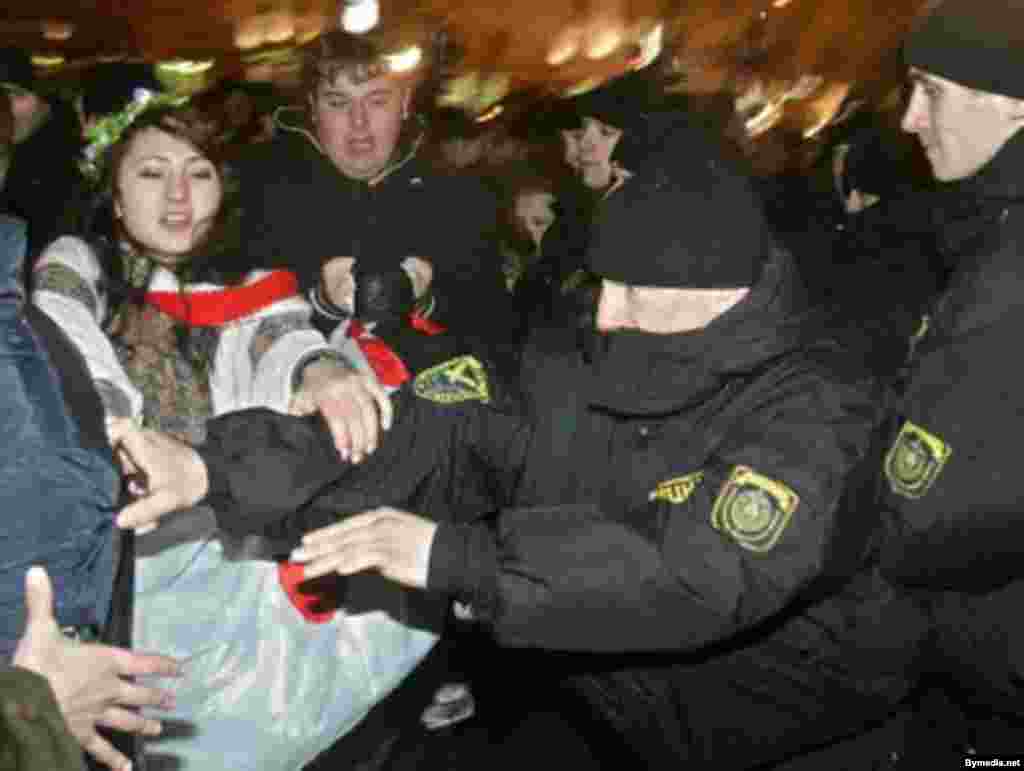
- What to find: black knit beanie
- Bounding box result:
[586,121,771,288]
[905,0,1024,99]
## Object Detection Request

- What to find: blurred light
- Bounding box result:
[31,54,64,68]
[385,46,423,73]
[294,12,325,44]
[475,104,504,123]
[786,74,823,100]
[564,76,602,98]
[772,0,793,7]
[157,59,215,76]
[801,82,851,138]
[41,20,74,42]
[341,0,379,35]
[585,22,623,60]
[630,21,663,70]
[745,101,784,137]
[546,25,582,66]
[235,16,265,50]
[264,11,295,44]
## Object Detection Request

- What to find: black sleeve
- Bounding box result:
[199,370,531,541]
[428,363,884,654]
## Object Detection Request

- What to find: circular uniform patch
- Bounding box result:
[884,420,950,499]
[711,466,799,553]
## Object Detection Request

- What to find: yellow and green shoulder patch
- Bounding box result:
[711,466,799,553]
[884,420,951,499]
[649,471,704,505]
[413,355,490,405]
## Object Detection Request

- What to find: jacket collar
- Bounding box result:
[929,129,1024,339]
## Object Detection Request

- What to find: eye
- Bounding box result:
[325,97,349,110]
[138,167,164,180]
[190,166,216,181]
[600,126,620,139]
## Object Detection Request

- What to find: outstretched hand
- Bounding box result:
[292,360,393,464]
[111,427,209,533]
[290,507,437,589]
[13,567,181,771]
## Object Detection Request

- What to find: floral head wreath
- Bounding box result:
[80,87,190,181]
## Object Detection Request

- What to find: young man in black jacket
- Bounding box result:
[874,0,1024,734]
[235,31,516,348]
[117,112,928,768]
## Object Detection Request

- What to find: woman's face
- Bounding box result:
[564,117,623,190]
[115,126,222,264]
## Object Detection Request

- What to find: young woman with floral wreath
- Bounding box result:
[31,97,440,771]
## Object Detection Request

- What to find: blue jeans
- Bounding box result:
[0,216,118,659]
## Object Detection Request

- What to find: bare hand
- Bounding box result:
[290,507,437,589]
[293,360,392,463]
[13,567,181,771]
[113,428,209,533]
[0,667,86,771]
[401,257,434,300]
[321,256,356,311]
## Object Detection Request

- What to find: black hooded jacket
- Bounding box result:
[234,109,516,345]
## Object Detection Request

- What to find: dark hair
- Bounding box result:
[302,30,391,98]
[76,102,245,373]
[82,103,242,294]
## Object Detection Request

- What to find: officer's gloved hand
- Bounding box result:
[353,265,416,328]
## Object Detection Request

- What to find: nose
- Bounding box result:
[349,99,369,130]
[901,84,926,135]
[595,280,624,332]
[166,170,189,202]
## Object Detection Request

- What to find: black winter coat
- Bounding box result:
[875,131,1024,713]
[235,114,517,345]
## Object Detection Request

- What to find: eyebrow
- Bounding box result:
[129,154,209,165]
[320,86,394,99]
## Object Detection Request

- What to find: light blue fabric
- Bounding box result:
[133,517,441,771]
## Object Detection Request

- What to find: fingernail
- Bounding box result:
[136,523,157,536]
[340,448,349,461]
[291,548,308,562]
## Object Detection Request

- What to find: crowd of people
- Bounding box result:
[2,0,1024,768]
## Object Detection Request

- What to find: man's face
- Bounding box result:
[901,68,1022,182]
[595,279,748,335]
[311,71,409,181]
